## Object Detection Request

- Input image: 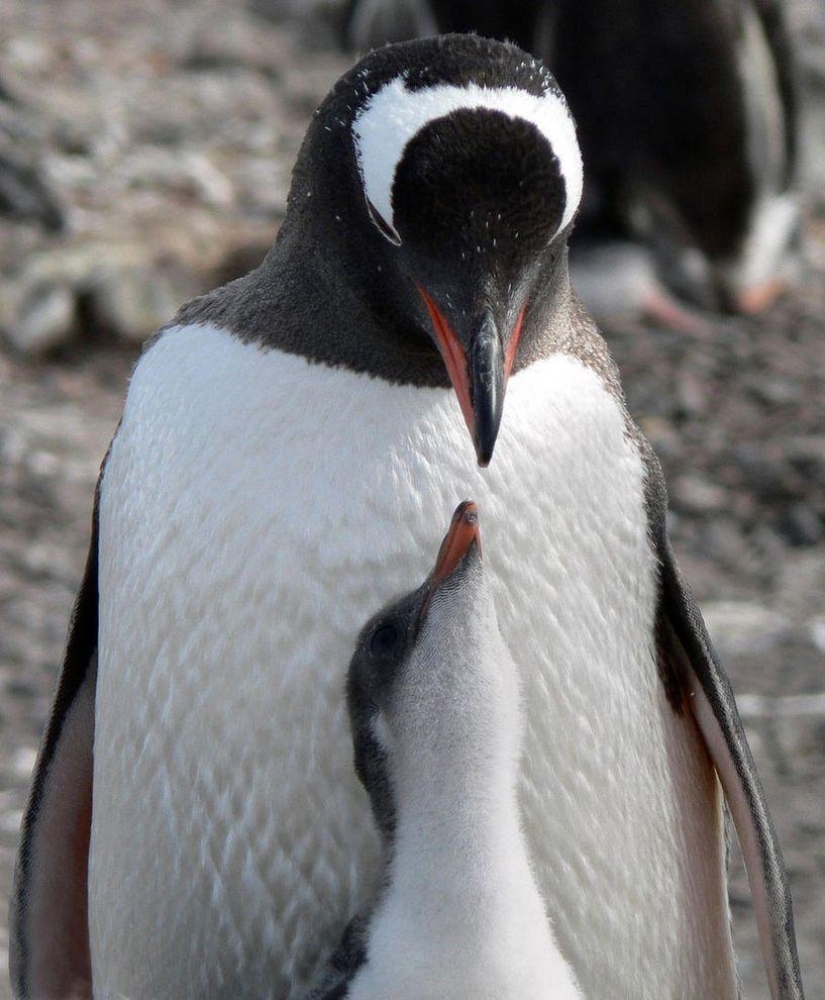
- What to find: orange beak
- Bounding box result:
[431,500,481,585]
[420,500,482,621]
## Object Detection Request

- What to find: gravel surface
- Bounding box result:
[1,2,823,997]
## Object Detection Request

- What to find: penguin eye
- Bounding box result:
[370,621,403,659]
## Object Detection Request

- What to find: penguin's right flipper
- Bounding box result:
[656,529,804,1000]
[9,498,99,1000]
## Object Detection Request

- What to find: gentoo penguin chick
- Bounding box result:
[12,33,802,1000]
[311,501,582,1000]
[345,0,802,320]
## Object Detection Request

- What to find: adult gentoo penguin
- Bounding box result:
[309,501,582,999]
[11,34,802,1000]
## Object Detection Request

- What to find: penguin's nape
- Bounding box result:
[286,34,582,465]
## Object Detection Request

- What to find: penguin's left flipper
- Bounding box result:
[656,529,804,1000]
[9,498,98,1000]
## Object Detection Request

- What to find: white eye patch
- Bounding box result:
[352,76,583,245]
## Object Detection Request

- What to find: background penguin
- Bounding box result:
[308,500,582,1000]
[345,0,802,323]
[12,34,802,1000]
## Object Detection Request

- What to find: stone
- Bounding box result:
[747,374,804,406]
[701,600,795,658]
[676,370,707,416]
[118,148,235,208]
[3,243,205,351]
[671,473,729,514]
[639,415,681,459]
[5,280,76,354]
[0,147,65,231]
[810,619,825,653]
[88,263,189,345]
[787,436,825,488]
[776,551,825,619]
[730,443,790,501]
[10,746,36,781]
[779,504,824,547]
[692,516,755,572]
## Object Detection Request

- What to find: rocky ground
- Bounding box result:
[1,1,823,997]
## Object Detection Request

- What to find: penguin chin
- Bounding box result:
[416,551,491,663]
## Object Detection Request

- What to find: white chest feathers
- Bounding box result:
[90,322,734,999]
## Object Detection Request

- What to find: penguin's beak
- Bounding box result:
[468,310,505,468]
[431,500,481,584]
[418,287,524,467]
[420,500,482,621]
[415,500,481,630]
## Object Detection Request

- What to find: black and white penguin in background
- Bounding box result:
[12,34,802,1000]
[309,500,583,999]
[346,0,802,325]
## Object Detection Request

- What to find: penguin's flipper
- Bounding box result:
[656,530,804,1000]
[9,502,98,1000]
[306,914,368,999]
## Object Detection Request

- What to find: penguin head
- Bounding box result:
[347,501,521,840]
[286,35,582,466]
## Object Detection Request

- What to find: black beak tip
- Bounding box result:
[469,310,505,469]
[472,389,503,467]
[474,438,495,468]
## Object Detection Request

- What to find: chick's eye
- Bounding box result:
[370,621,402,659]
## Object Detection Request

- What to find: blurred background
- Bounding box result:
[0,0,823,996]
